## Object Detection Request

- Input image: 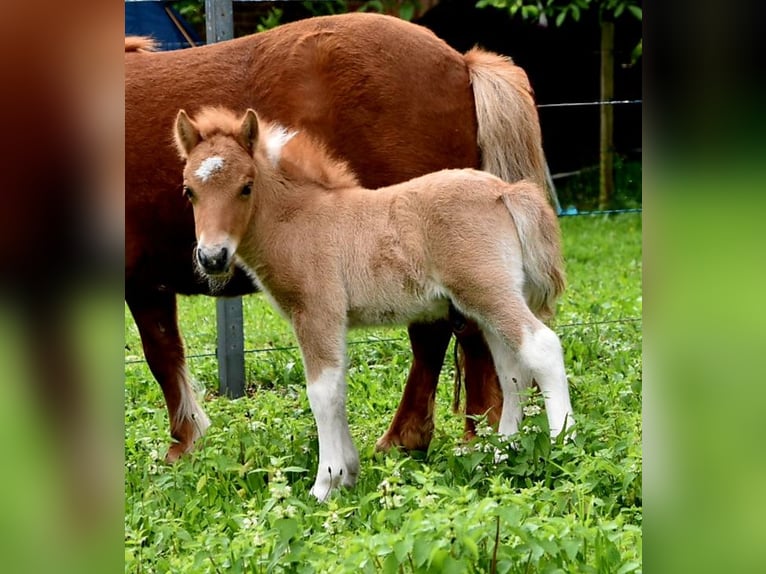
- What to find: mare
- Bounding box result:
[126,13,548,462]
[173,106,574,499]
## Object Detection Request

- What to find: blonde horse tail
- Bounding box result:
[453,49,552,412]
[464,48,549,197]
[501,181,566,320]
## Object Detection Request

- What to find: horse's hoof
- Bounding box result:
[374,433,397,452]
[375,430,431,452]
[164,442,190,463]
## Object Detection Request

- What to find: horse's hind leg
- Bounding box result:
[126,287,211,462]
[375,320,452,452]
[516,323,574,437]
[476,329,526,436]
[451,315,504,438]
[482,317,575,438]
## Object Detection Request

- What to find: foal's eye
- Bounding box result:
[241,183,252,197]
[183,185,195,201]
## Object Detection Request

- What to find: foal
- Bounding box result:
[174,107,575,499]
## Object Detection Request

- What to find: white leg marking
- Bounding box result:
[306,366,359,501]
[518,326,575,437]
[482,329,527,436]
[176,366,211,443]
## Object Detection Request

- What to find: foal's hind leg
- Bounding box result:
[126,287,211,462]
[376,320,452,451]
[482,317,575,439]
[476,330,527,436]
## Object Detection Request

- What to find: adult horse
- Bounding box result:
[125,12,547,461]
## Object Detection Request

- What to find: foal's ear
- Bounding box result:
[238,109,260,155]
[174,110,200,158]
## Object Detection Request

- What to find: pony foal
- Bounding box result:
[174,107,575,500]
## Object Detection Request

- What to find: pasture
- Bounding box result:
[125,213,642,573]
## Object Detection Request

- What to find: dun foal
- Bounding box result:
[174,107,575,499]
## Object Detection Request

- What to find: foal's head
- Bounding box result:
[173,107,288,276]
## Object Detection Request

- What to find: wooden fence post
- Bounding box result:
[599,18,615,210]
[204,0,245,398]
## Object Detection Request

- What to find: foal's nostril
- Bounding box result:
[197,246,230,273]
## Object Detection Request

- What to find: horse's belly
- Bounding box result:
[347,297,449,328]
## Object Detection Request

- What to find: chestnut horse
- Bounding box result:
[173,106,573,499]
[126,13,547,462]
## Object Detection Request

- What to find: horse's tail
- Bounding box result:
[453,50,553,415]
[501,180,566,321]
[125,36,158,53]
[464,48,548,193]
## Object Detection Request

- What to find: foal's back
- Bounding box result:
[287,169,532,316]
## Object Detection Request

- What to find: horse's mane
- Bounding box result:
[189,106,246,141]
[125,36,158,53]
[278,131,359,191]
[192,106,359,191]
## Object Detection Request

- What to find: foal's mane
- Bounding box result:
[125,36,158,53]
[192,106,359,191]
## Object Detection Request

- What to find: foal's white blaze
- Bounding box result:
[194,155,225,181]
[518,326,575,437]
[265,126,297,166]
[305,366,359,501]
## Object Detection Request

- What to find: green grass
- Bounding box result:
[125,213,642,573]
[555,157,642,212]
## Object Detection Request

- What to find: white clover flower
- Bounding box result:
[242,516,258,529]
[269,482,292,501]
[453,445,471,456]
[381,491,405,509]
[322,511,341,534]
[476,424,493,438]
[523,404,542,417]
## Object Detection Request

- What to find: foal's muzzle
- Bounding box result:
[196,245,232,275]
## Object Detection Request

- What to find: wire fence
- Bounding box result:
[125,315,642,366]
[537,99,641,109]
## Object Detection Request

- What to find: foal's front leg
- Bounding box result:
[292,311,359,501]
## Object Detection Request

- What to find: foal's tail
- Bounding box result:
[501,181,566,320]
[464,49,548,197]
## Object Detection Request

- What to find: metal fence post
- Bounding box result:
[205,0,234,44]
[204,0,245,398]
[216,297,245,398]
